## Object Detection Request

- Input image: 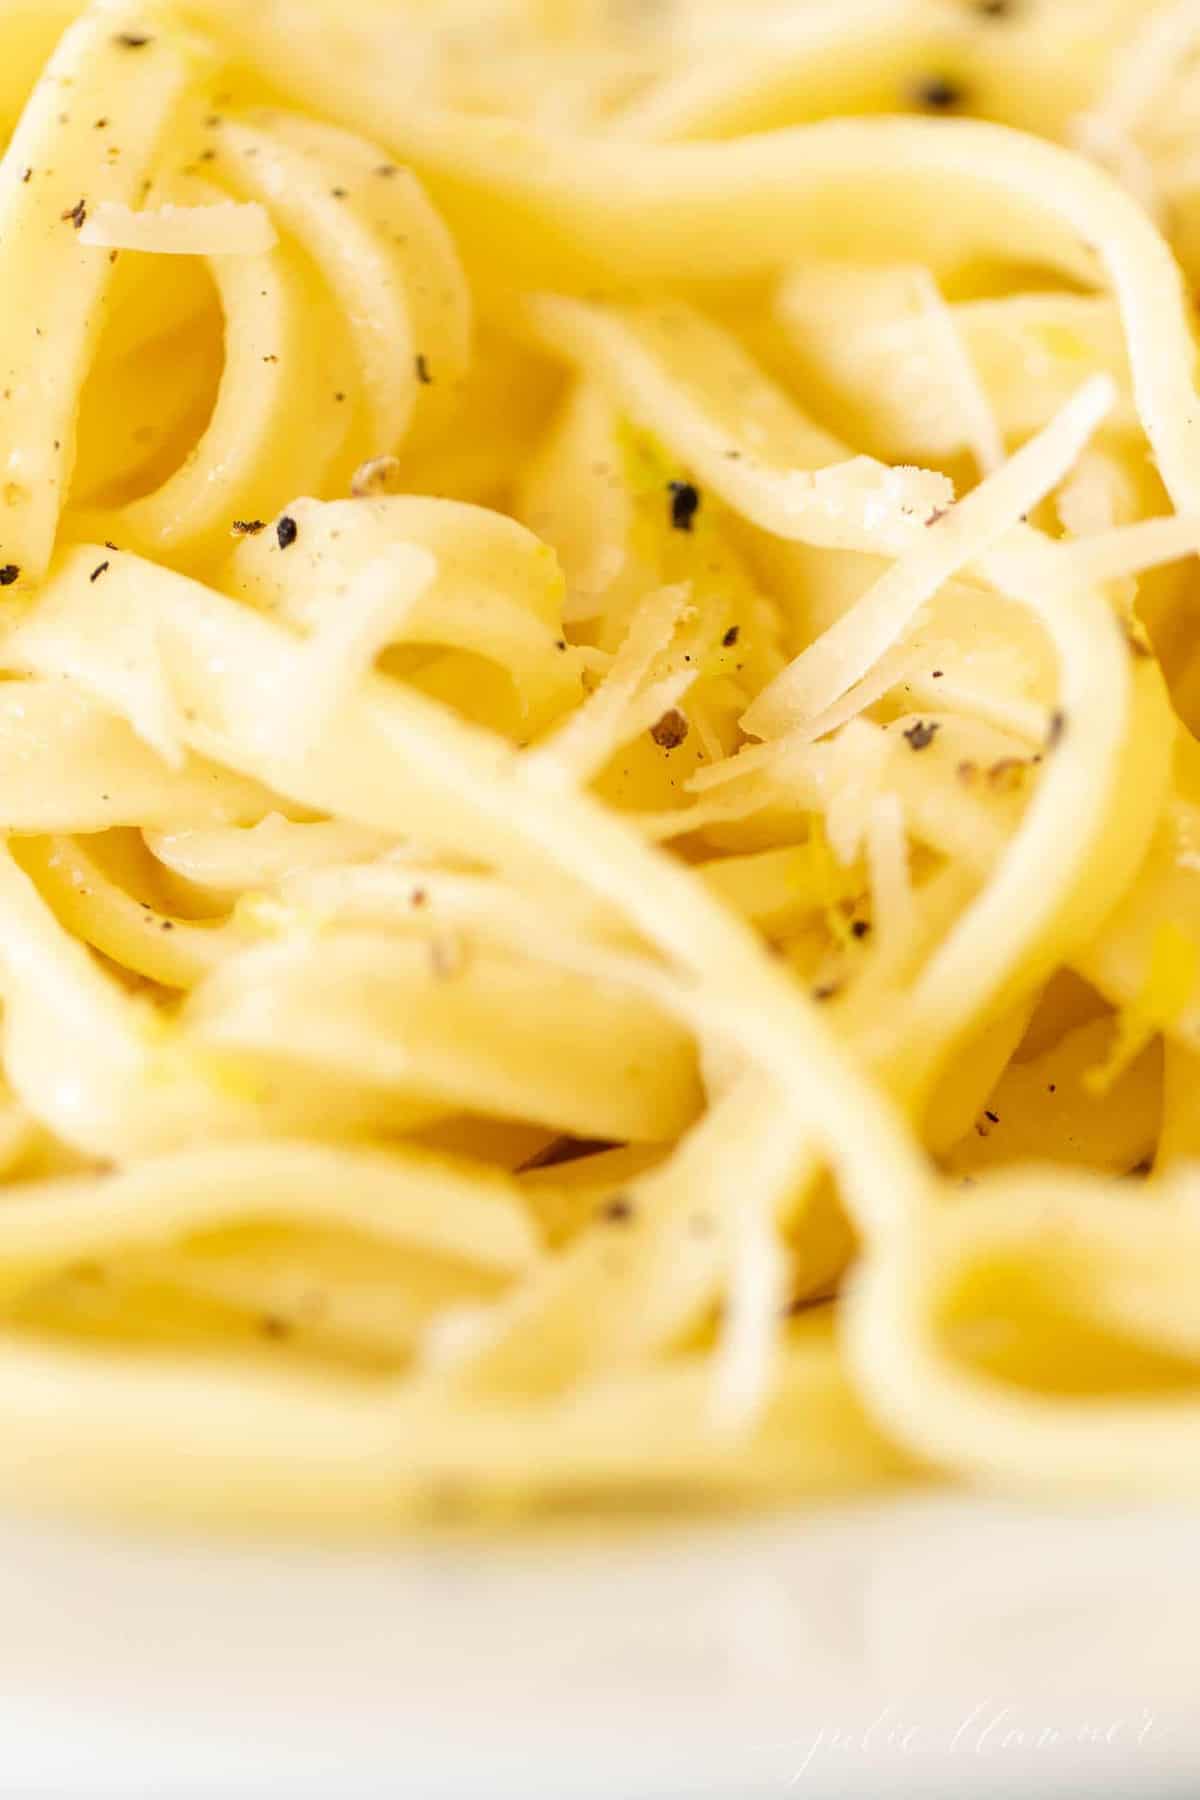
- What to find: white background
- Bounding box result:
[0,1494,1197,1797]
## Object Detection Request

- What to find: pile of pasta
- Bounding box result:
[1,0,1200,1527]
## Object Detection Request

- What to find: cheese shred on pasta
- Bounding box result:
[0,0,1198,1529]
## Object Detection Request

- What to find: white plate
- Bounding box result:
[0,1495,1196,1797]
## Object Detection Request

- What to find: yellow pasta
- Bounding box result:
[0,0,1197,1531]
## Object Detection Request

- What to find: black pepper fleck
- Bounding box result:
[232,518,266,535]
[415,352,431,384]
[1046,707,1067,748]
[903,719,940,751]
[650,708,689,750]
[61,197,87,229]
[0,565,20,586]
[913,75,965,110]
[668,479,700,532]
[89,560,109,582]
[276,515,298,550]
[601,1195,634,1223]
[722,625,740,647]
[114,31,152,47]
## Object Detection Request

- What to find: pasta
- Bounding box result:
[0,0,1199,1530]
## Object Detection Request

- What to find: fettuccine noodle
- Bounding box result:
[0,0,1197,1529]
